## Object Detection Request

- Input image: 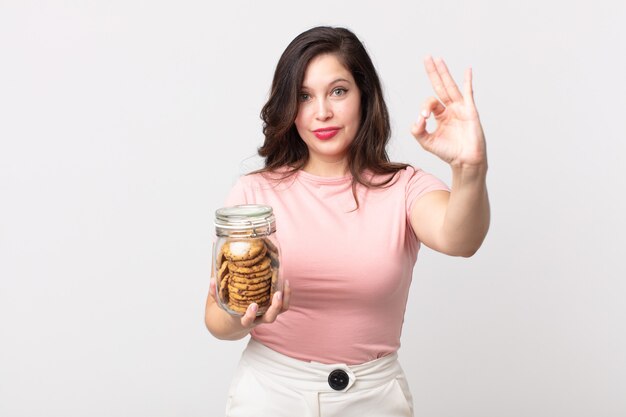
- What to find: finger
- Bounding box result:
[433,57,464,103]
[410,97,444,141]
[422,96,446,119]
[240,303,258,327]
[463,67,475,107]
[281,280,291,311]
[260,291,283,323]
[411,113,430,144]
[424,55,452,105]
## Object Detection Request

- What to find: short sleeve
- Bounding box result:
[405,167,450,219]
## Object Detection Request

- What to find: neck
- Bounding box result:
[302,160,350,177]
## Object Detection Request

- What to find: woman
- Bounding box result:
[205,26,489,416]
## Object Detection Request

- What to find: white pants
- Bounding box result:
[225,338,414,417]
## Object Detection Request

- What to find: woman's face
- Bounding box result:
[294,53,361,174]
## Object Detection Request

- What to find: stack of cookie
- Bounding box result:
[216,238,279,314]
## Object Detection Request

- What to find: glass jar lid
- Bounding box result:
[214,204,276,237]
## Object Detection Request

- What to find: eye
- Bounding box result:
[298,92,310,102]
[331,88,347,97]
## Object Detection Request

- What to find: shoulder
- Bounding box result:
[395,166,420,183]
[393,166,449,209]
[228,168,298,198]
[401,166,449,190]
[236,172,266,187]
[237,168,296,187]
[368,166,440,188]
[396,165,438,181]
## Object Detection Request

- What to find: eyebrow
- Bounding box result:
[301,78,352,89]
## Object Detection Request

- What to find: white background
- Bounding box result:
[1,1,624,416]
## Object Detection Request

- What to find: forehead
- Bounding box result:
[301,54,354,87]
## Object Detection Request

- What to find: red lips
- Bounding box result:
[313,127,340,140]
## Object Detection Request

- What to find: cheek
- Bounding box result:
[294,108,309,131]
[293,116,304,134]
[345,94,361,116]
[341,101,361,128]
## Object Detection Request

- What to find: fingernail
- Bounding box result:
[276,291,282,301]
[249,303,258,313]
[421,110,430,118]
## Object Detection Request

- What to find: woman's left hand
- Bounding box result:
[411,56,487,169]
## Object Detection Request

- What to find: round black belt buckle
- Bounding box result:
[328,369,349,390]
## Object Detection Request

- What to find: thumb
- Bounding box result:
[209,278,217,299]
[411,110,431,146]
[411,97,445,146]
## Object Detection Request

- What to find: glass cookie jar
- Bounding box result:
[212,204,282,316]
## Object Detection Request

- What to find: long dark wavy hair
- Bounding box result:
[256,26,410,208]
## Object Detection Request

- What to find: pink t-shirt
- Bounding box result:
[224,167,449,364]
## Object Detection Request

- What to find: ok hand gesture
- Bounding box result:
[411,56,487,169]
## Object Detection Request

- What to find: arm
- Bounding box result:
[410,165,489,257]
[409,56,490,257]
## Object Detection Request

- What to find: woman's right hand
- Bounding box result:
[206,278,291,338]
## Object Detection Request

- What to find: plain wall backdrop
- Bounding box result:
[1,1,624,416]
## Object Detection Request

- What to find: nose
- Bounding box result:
[315,98,333,120]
